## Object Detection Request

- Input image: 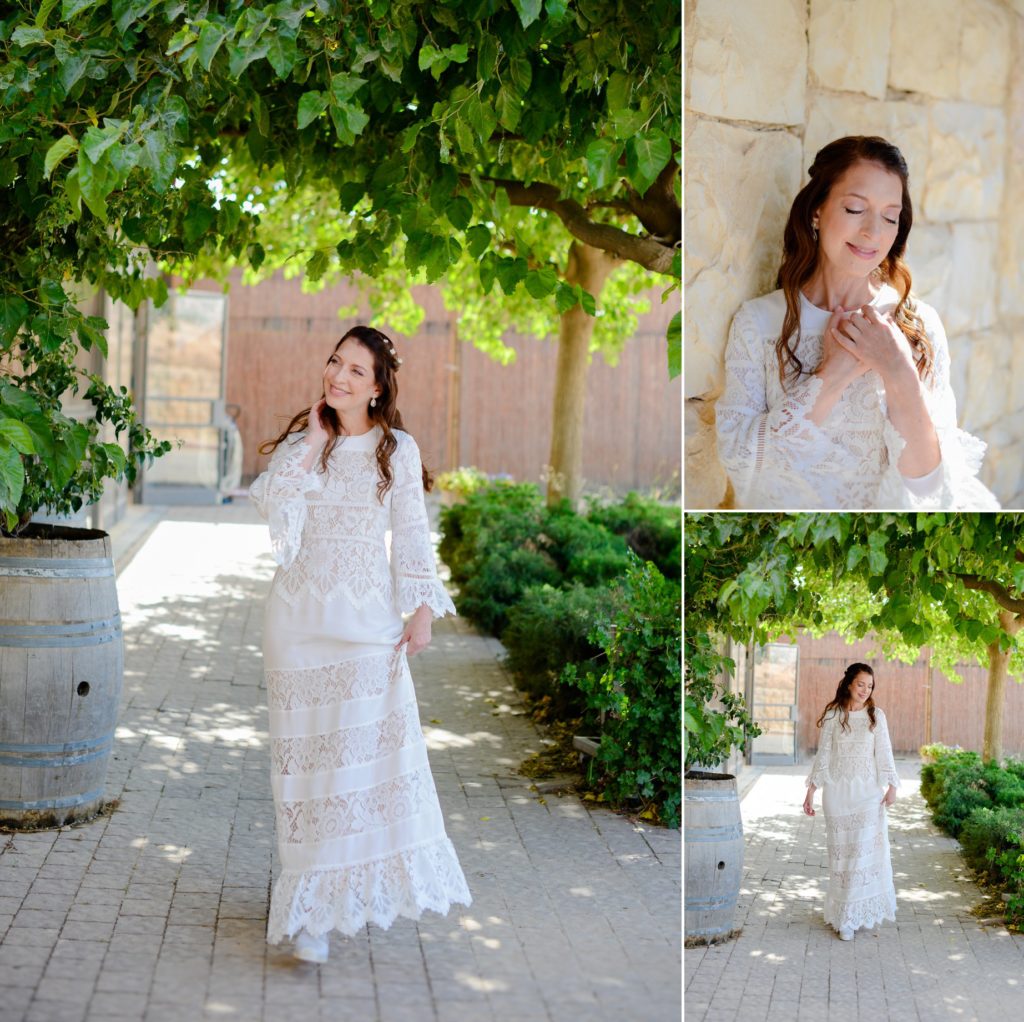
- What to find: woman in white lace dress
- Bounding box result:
[715,135,998,510]
[249,325,472,963]
[803,663,899,941]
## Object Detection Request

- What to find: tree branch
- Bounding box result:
[474,175,676,275]
[955,574,1024,614]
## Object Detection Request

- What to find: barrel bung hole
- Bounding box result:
[717,861,725,870]
[76,681,90,697]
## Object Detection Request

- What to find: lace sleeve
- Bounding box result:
[389,436,456,619]
[874,309,999,509]
[248,434,325,569]
[873,710,900,790]
[806,711,835,789]
[715,304,830,507]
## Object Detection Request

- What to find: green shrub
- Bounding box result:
[540,502,631,586]
[435,465,489,500]
[501,583,618,715]
[920,749,981,809]
[985,763,1024,808]
[438,482,559,633]
[563,556,682,827]
[959,807,1024,880]
[933,760,992,837]
[585,492,681,579]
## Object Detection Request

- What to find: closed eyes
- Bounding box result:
[844,207,898,225]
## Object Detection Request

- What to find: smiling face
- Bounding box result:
[814,160,903,279]
[847,671,875,710]
[323,335,381,414]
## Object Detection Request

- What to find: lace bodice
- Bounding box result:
[715,286,999,510]
[249,427,456,619]
[806,707,900,791]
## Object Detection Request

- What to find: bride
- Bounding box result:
[715,135,998,510]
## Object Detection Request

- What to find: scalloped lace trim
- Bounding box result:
[266,838,473,943]
[824,890,896,932]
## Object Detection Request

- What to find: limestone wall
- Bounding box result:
[685,0,1024,508]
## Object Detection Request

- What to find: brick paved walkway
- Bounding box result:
[0,505,681,1022]
[684,763,1024,1022]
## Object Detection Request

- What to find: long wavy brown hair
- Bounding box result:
[775,136,933,388]
[816,662,877,734]
[258,325,432,501]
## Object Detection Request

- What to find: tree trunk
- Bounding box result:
[546,241,621,507]
[982,610,1023,763]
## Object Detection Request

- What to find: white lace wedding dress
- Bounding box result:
[715,285,999,510]
[806,707,899,934]
[249,426,472,944]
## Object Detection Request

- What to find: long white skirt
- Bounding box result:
[263,587,472,944]
[821,776,896,932]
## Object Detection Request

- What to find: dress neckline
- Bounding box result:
[798,283,896,315]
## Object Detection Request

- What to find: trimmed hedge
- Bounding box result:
[437,478,682,826]
[921,745,1024,927]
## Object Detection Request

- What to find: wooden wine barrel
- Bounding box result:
[0,527,123,829]
[684,771,744,943]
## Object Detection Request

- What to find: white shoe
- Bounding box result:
[293,929,329,963]
[839,927,854,941]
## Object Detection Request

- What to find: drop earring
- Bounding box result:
[370,397,377,408]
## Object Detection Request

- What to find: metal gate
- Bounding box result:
[750,643,799,765]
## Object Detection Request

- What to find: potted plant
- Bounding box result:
[0,311,170,829]
[684,632,762,945]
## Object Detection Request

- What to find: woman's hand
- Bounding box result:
[817,306,870,385]
[881,785,897,808]
[395,604,432,657]
[832,305,917,384]
[306,398,330,445]
[803,785,816,817]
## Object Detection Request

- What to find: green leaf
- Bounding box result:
[496,257,529,296]
[578,287,597,316]
[81,121,126,164]
[330,73,367,104]
[196,22,229,71]
[418,44,441,71]
[265,28,298,80]
[329,101,370,144]
[43,134,78,180]
[445,195,473,231]
[113,0,160,33]
[0,419,35,455]
[183,205,216,245]
[62,0,100,19]
[165,25,197,57]
[585,138,622,189]
[138,130,176,193]
[478,252,498,294]
[554,281,578,314]
[512,0,543,28]
[11,26,47,47]
[496,84,521,132]
[101,442,127,473]
[40,279,67,306]
[465,225,491,259]
[524,266,558,299]
[545,0,570,19]
[305,248,330,281]
[37,0,61,29]
[508,56,532,96]
[0,297,29,345]
[0,442,25,512]
[667,311,680,379]
[625,131,673,196]
[297,90,328,129]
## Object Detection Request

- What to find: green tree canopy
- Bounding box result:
[0,1,681,524]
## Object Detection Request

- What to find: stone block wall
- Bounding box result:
[685,0,1024,508]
